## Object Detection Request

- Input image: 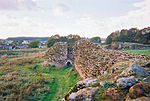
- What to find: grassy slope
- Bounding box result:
[0,49,81,101]
[120,49,150,55]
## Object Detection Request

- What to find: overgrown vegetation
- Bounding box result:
[95,81,117,100]
[104,81,117,88]
[0,49,81,101]
[95,87,105,100]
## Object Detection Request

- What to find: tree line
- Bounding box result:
[29,26,150,48]
[46,34,101,48]
[105,27,150,44]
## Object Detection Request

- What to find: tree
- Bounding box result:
[67,34,81,46]
[105,31,120,44]
[90,36,101,43]
[46,36,58,48]
[46,34,81,48]
[29,39,40,48]
[18,40,23,44]
[12,40,17,44]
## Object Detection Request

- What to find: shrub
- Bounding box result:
[101,73,111,78]
[28,39,40,48]
[95,87,105,100]
[104,81,117,88]
[90,36,101,43]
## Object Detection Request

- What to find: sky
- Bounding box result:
[0,0,150,39]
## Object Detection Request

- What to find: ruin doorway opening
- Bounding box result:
[66,60,72,67]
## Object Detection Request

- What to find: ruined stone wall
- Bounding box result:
[73,40,150,79]
[44,42,73,67]
[44,40,150,79]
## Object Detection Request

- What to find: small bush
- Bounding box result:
[104,81,117,88]
[95,87,105,100]
[101,73,111,78]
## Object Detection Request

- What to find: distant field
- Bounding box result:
[120,49,150,55]
[0,48,47,57]
[0,48,48,61]
[0,48,81,101]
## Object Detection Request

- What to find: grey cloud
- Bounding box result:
[0,0,37,10]
[0,0,18,10]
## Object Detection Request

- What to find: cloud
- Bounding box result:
[0,0,37,10]
[0,0,150,39]
[75,16,104,29]
[108,0,150,29]
[74,0,150,38]
[52,3,70,16]
[0,14,56,39]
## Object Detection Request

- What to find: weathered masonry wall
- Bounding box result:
[44,42,73,67]
[44,40,150,79]
[73,40,150,79]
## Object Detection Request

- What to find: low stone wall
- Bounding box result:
[73,40,150,79]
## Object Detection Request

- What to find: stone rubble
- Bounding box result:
[116,76,139,89]
[69,87,99,101]
[121,63,149,77]
[126,96,150,101]
[128,82,150,99]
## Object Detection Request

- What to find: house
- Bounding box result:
[16,44,28,49]
[0,43,29,50]
[9,44,15,49]
[22,40,29,44]
[0,44,15,49]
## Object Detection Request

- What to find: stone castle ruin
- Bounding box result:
[44,40,150,79]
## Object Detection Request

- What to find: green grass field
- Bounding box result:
[0,48,81,101]
[21,62,81,101]
[120,49,150,55]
